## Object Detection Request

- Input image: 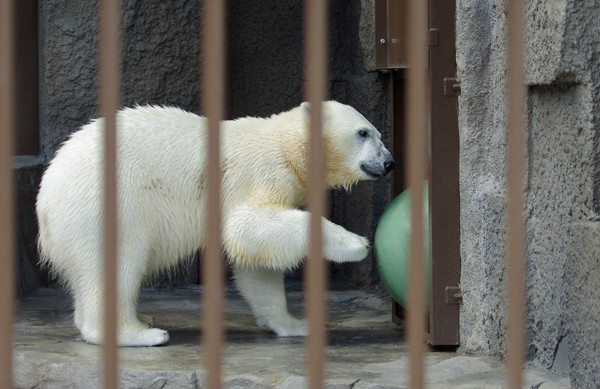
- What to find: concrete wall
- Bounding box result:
[39,0,202,162]
[457,0,600,386]
[24,1,389,289]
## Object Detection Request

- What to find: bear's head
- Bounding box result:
[301,101,395,189]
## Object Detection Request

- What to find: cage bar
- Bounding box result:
[0,0,16,387]
[201,1,226,388]
[506,0,526,387]
[303,0,328,387]
[404,0,428,387]
[98,0,121,387]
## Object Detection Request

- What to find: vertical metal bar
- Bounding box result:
[506,0,526,387]
[201,1,225,388]
[304,0,328,388]
[404,0,428,387]
[0,0,16,386]
[98,0,120,387]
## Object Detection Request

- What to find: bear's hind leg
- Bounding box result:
[71,247,169,346]
[72,280,169,346]
[233,265,306,336]
[114,246,169,346]
[72,280,106,345]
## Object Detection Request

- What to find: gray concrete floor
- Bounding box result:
[13,282,570,388]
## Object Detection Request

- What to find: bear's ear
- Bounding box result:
[301,101,310,117]
[301,101,331,124]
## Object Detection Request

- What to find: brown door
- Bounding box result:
[376,0,461,347]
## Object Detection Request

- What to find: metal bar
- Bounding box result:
[404,0,428,387]
[304,0,328,387]
[506,0,526,387]
[98,0,121,387]
[201,1,226,388]
[0,0,16,386]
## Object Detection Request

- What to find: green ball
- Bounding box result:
[374,182,431,309]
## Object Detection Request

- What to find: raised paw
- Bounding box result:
[324,228,370,263]
[344,234,370,262]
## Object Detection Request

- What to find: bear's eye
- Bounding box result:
[358,129,369,138]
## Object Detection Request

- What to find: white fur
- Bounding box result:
[36,101,393,346]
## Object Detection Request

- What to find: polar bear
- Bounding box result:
[36,101,395,346]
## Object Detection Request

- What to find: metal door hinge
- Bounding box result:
[443,77,461,96]
[428,28,439,47]
[445,286,463,305]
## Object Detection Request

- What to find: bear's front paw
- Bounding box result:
[272,318,308,337]
[343,234,370,262]
[324,230,370,263]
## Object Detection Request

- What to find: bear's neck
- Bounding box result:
[277,108,308,190]
[275,107,358,196]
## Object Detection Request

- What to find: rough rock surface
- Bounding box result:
[457,0,600,386]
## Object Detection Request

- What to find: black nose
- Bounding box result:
[384,159,396,173]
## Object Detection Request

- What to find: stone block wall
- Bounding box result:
[457,0,600,386]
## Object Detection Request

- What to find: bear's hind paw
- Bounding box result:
[119,328,170,347]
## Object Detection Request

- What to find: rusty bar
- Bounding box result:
[201,1,226,388]
[0,0,16,386]
[303,0,328,387]
[506,0,526,387]
[98,0,121,387]
[404,0,428,387]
